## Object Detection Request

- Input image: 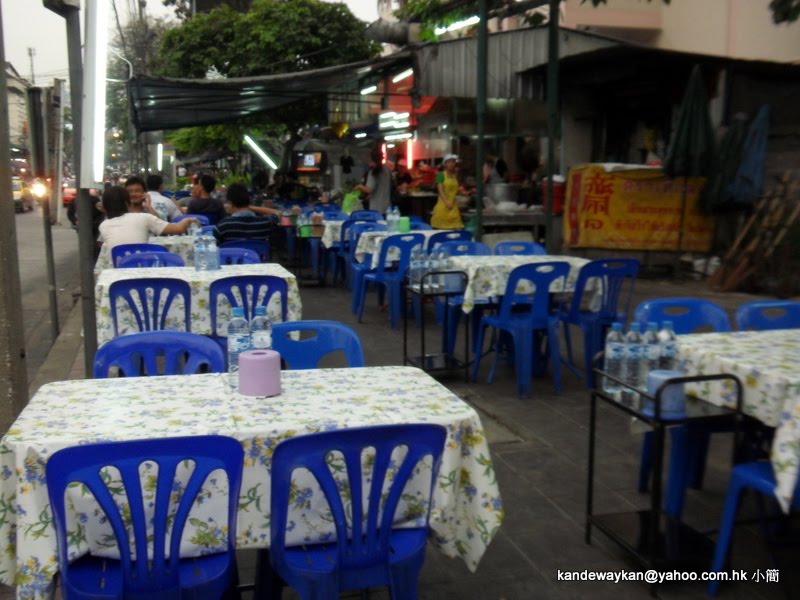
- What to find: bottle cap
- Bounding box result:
[629,322,641,331]
[648,321,658,330]
[612,322,622,331]
[663,320,673,329]
[254,306,267,316]
[232,307,245,317]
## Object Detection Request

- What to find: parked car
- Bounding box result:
[62,178,77,206]
[12,178,34,212]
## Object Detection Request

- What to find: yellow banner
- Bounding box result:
[563,165,713,251]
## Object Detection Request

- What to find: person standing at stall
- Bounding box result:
[431,154,463,229]
[355,148,392,215]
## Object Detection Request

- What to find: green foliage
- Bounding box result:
[770,0,800,23]
[156,0,379,166]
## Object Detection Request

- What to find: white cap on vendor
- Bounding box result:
[443,154,459,163]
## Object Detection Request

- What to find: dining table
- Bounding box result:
[677,329,800,511]
[0,366,504,600]
[94,263,302,345]
[94,235,197,274]
[354,230,445,268]
[447,254,592,313]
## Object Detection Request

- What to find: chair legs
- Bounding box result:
[707,473,749,596]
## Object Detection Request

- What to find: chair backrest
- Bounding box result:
[427,229,472,251]
[338,218,371,248]
[175,190,191,199]
[409,222,432,230]
[408,215,424,224]
[199,225,216,235]
[347,222,388,263]
[494,240,547,256]
[735,300,800,331]
[220,239,271,262]
[498,261,570,321]
[634,297,732,334]
[47,436,243,597]
[271,320,365,369]
[171,213,211,226]
[373,233,424,279]
[93,331,225,377]
[569,258,640,322]
[111,243,169,267]
[438,240,491,256]
[219,247,261,265]
[270,424,446,574]
[109,277,192,336]
[348,210,382,221]
[117,251,186,268]
[209,275,288,336]
[160,190,174,198]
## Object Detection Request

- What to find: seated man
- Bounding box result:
[214,183,278,244]
[187,173,226,224]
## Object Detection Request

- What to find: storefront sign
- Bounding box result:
[564,165,713,251]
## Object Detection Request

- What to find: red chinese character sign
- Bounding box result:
[564,164,714,251]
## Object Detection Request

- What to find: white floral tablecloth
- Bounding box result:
[319,220,346,249]
[95,264,302,345]
[94,235,197,274]
[0,367,504,599]
[447,255,591,313]
[354,230,444,268]
[677,330,800,511]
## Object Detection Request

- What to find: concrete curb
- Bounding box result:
[28,300,85,396]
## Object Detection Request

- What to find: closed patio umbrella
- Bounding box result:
[664,65,717,253]
[730,104,770,207]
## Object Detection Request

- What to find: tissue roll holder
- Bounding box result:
[238,349,282,397]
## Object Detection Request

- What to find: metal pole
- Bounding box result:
[27,87,60,340]
[66,6,99,373]
[474,0,488,241]
[51,79,66,224]
[0,2,30,426]
[545,0,560,252]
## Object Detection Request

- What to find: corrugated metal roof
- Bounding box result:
[414,27,619,99]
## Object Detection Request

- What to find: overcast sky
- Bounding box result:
[2,0,379,82]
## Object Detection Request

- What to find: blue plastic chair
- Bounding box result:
[46,435,243,600]
[347,222,388,314]
[409,222,432,230]
[93,331,225,378]
[633,297,732,334]
[260,424,447,600]
[199,225,216,235]
[161,190,175,198]
[559,258,640,388]
[634,297,732,518]
[348,209,382,221]
[109,277,192,337]
[427,229,472,251]
[117,251,186,268]
[171,213,211,226]
[356,233,424,329]
[735,299,800,330]
[220,239,271,262]
[271,320,365,369]
[472,262,569,397]
[219,247,260,265]
[438,240,491,257]
[328,219,371,287]
[708,461,800,595]
[111,243,169,267]
[209,275,288,353]
[175,190,191,199]
[493,241,547,256]
[408,215,424,224]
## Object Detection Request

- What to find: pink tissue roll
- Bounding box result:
[237,349,282,397]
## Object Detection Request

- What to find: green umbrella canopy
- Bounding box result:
[664,64,718,179]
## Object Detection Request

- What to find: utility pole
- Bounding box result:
[475,0,487,242]
[545,0,560,252]
[27,47,36,84]
[0,3,30,429]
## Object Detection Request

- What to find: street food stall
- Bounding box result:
[563,164,714,252]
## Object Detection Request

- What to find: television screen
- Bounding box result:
[295,151,326,172]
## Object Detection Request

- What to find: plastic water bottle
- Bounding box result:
[194,232,208,271]
[428,250,440,292]
[421,251,432,292]
[435,249,448,291]
[250,306,272,350]
[206,235,220,271]
[393,206,401,230]
[188,220,199,236]
[409,248,422,288]
[658,320,678,370]
[603,322,625,398]
[227,307,251,390]
[642,322,661,375]
[622,322,645,407]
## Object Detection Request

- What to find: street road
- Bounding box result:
[14,208,81,382]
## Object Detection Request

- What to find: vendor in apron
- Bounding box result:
[431,154,464,229]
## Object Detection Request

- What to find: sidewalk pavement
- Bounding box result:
[5,274,797,600]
